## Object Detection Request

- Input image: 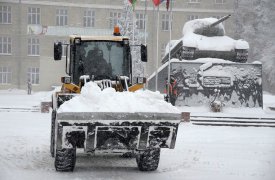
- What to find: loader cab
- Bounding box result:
[54,36,134,85]
[54,33,147,87]
[70,37,134,85]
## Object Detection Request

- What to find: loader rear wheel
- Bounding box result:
[136,148,160,171]
[55,148,76,172]
[50,110,56,157]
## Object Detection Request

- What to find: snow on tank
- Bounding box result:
[162,15,249,64]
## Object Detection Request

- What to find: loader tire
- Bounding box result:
[55,148,76,172]
[136,148,160,171]
[50,110,56,157]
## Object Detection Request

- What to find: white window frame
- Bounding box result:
[161,13,170,31]
[28,7,40,25]
[84,9,95,27]
[27,67,39,85]
[0,36,11,55]
[109,11,121,29]
[136,12,145,30]
[215,0,226,4]
[0,5,11,24]
[0,67,12,84]
[28,37,40,56]
[56,8,68,26]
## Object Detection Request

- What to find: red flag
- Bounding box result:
[152,0,169,10]
[152,0,165,6]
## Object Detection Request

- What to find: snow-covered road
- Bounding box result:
[0,90,275,180]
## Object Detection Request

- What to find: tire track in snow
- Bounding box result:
[0,136,54,171]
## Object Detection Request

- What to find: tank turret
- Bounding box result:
[194,14,231,37]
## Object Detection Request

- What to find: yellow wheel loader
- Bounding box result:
[50,27,181,172]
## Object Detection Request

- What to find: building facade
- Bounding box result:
[0,0,234,91]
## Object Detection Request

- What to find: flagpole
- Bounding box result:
[152,4,156,91]
[155,5,160,92]
[144,0,147,45]
[167,0,173,103]
[143,0,147,79]
[132,2,135,84]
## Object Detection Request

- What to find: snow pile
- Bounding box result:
[181,17,249,51]
[58,82,180,113]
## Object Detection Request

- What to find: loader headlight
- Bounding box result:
[61,76,71,84]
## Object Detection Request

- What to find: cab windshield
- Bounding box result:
[72,40,130,82]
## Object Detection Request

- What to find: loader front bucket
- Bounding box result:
[55,112,181,153]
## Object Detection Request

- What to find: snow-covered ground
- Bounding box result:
[0,89,275,180]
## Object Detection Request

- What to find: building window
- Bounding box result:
[28,37,39,56]
[0,67,12,84]
[27,67,39,85]
[28,7,40,24]
[109,11,121,28]
[136,13,145,30]
[0,36,11,55]
[56,8,68,26]
[215,0,226,4]
[188,0,200,3]
[84,9,95,27]
[187,15,199,21]
[0,5,11,24]
[161,13,170,31]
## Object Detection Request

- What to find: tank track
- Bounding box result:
[235,49,248,63]
[182,47,195,60]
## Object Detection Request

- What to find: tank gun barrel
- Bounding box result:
[210,14,231,27]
